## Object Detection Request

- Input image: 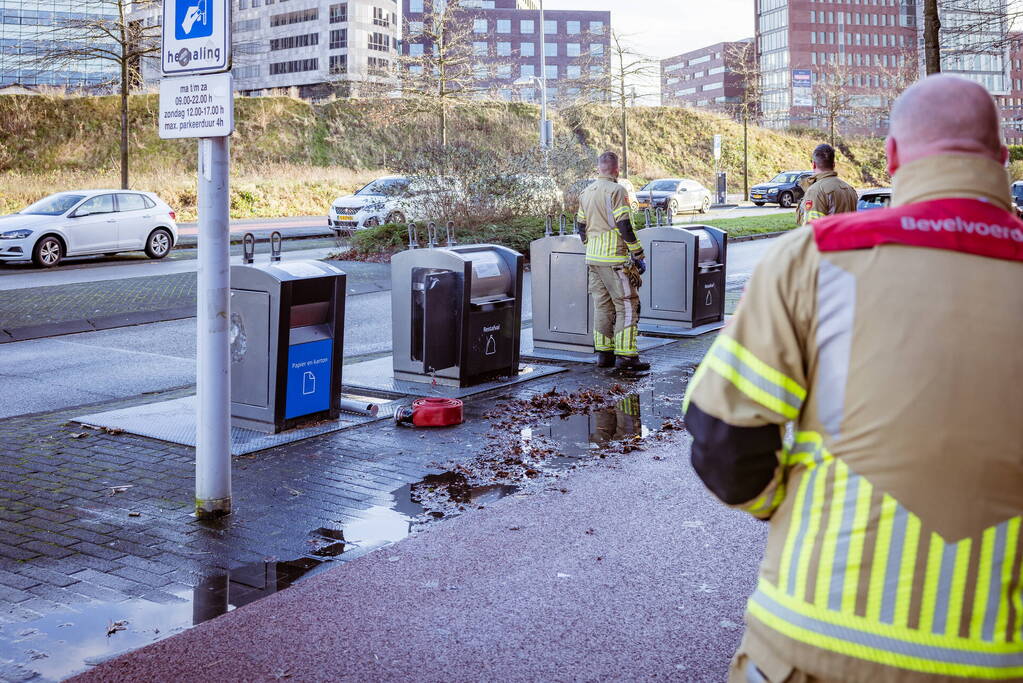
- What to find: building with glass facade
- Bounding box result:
[0,0,120,89]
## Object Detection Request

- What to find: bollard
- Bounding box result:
[242,232,256,264]
[407,222,419,250]
[446,221,457,247]
[270,231,282,263]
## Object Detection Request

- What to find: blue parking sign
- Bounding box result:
[175,0,213,40]
[284,339,333,419]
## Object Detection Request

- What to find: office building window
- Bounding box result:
[269,58,318,74]
[474,19,487,33]
[409,21,424,33]
[590,43,603,56]
[373,7,390,26]
[270,8,318,27]
[520,19,534,33]
[329,54,347,73]
[329,29,346,49]
[269,32,319,51]
[521,64,535,78]
[329,3,347,23]
[368,56,390,75]
[545,42,556,57]
[567,64,580,78]
[497,64,512,78]
[410,0,423,11]
[520,41,535,57]
[567,42,580,57]
[544,19,556,34]
[368,32,390,51]
[545,64,557,79]
[497,41,511,56]
[567,20,580,34]
[473,41,488,56]
[497,19,511,33]
[409,43,424,56]
[589,21,604,34]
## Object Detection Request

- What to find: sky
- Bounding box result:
[551,0,756,61]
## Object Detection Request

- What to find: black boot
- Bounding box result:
[596,351,616,368]
[616,356,650,372]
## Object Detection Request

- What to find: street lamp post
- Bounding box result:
[539,0,549,148]
[513,74,553,149]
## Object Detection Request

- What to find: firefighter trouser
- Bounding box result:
[587,263,641,357]
[591,395,643,443]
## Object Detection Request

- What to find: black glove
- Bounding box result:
[631,256,647,275]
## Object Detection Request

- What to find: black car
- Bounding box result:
[749,171,813,208]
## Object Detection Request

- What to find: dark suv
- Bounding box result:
[749,171,813,208]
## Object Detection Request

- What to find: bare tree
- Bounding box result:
[562,31,656,178]
[723,41,760,197]
[924,0,943,74]
[397,0,487,147]
[812,59,862,145]
[30,0,161,188]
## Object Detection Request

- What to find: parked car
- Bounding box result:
[1011,181,1023,217]
[328,175,462,233]
[0,190,177,268]
[749,171,813,208]
[636,178,712,215]
[857,188,892,211]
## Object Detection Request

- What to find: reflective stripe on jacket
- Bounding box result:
[576,175,638,264]
[685,153,1023,682]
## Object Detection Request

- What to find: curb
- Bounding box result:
[1,305,196,345]
[729,230,790,243]
[176,229,336,248]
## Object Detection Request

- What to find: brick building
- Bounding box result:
[997,32,1023,144]
[660,40,754,113]
[754,0,1010,134]
[400,0,611,103]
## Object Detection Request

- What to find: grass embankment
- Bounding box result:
[344,211,798,260]
[2,93,891,222]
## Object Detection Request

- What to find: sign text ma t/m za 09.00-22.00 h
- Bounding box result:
[161,0,230,76]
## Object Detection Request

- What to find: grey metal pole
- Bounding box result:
[195,136,232,518]
[539,0,548,148]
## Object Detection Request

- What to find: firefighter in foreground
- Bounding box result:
[684,74,1023,682]
[576,151,649,372]
[796,143,858,225]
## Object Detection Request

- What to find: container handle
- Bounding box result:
[407,222,419,249]
[667,210,674,226]
[426,221,437,248]
[270,231,282,262]
[544,214,552,236]
[654,208,664,227]
[643,208,652,228]
[558,213,568,236]
[242,232,256,264]
[446,221,457,246]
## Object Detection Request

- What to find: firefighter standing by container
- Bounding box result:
[575,151,649,372]
[796,143,858,225]
[684,75,1023,681]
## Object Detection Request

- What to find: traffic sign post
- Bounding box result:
[159,0,233,518]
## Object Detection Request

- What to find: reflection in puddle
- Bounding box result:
[0,484,426,681]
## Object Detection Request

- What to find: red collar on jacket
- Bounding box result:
[813,198,1023,262]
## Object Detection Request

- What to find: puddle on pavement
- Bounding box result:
[0,485,426,681]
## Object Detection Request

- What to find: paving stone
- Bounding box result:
[69,541,128,561]
[0,569,41,591]
[69,581,129,603]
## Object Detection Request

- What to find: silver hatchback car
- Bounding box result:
[0,190,178,268]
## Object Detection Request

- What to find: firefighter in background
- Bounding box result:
[795,143,858,226]
[684,75,1023,681]
[575,151,649,372]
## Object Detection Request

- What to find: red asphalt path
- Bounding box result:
[75,433,767,682]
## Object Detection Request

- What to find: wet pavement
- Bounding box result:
[0,242,764,680]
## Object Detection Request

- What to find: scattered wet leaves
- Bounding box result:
[70,432,90,439]
[127,512,141,518]
[107,485,133,496]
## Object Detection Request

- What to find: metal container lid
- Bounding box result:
[687,228,721,264]
[465,249,513,300]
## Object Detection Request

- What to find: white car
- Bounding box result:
[328,175,459,233]
[0,190,178,268]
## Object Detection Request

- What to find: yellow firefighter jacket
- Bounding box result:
[576,175,643,265]
[685,154,1023,682]
[797,170,859,225]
